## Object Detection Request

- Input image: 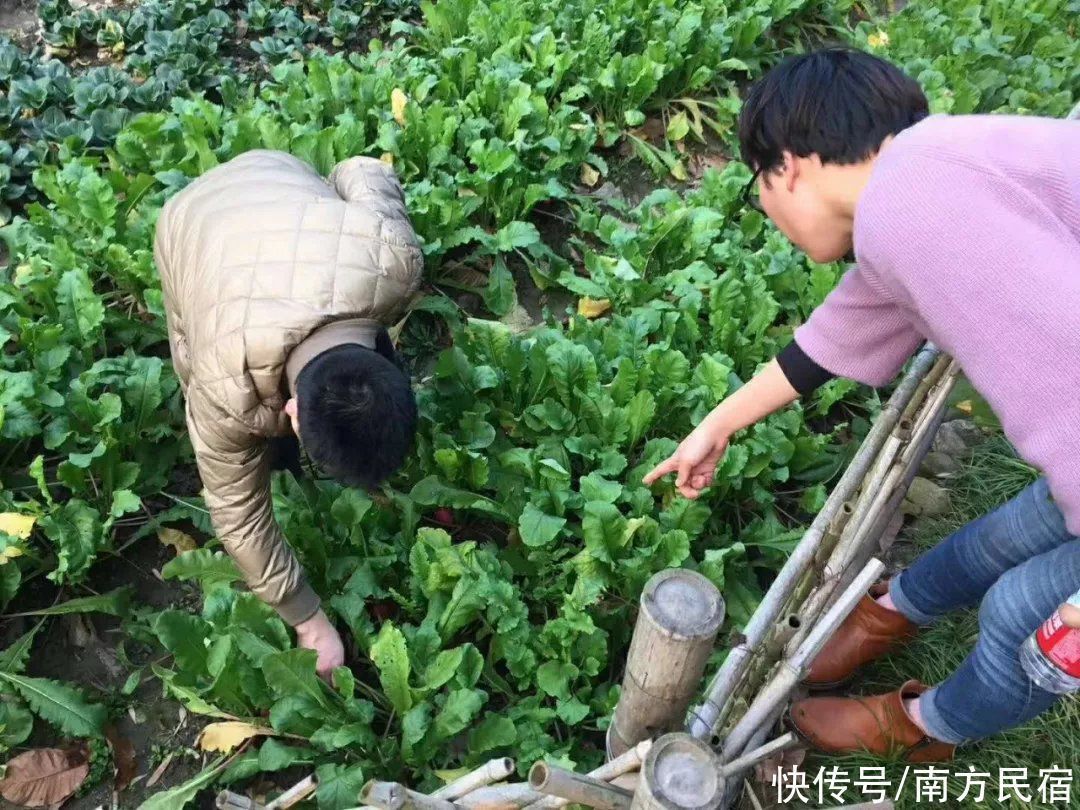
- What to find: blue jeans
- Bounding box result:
[888,478,1080,744]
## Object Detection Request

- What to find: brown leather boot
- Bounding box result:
[789,680,956,763]
[804,580,917,689]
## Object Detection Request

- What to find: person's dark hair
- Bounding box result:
[295,330,417,489]
[738,47,929,173]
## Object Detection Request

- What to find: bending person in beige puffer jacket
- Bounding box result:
[154,150,423,676]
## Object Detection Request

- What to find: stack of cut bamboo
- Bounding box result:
[685,346,960,807]
[354,744,650,810]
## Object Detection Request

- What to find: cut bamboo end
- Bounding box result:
[632,734,724,810]
[433,758,516,800]
[217,790,265,810]
[528,763,633,810]
[610,570,725,757]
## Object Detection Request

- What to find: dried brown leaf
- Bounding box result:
[105,725,137,794]
[0,747,89,808]
[157,527,197,555]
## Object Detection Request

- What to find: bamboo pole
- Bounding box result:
[455,783,541,809]
[631,734,724,810]
[217,792,265,810]
[267,776,319,809]
[785,363,959,652]
[721,559,885,760]
[718,732,798,777]
[361,782,459,810]
[609,569,724,756]
[524,741,652,810]
[528,764,633,810]
[686,345,940,740]
[434,759,516,800]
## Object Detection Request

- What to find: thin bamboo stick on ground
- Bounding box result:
[524,741,651,810]
[266,776,318,809]
[455,783,542,808]
[528,764,633,810]
[433,759,516,800]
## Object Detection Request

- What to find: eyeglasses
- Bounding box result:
[742,168,764,213]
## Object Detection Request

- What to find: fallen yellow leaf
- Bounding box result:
[157,527,198,555]
[196,721,273,754]
[578,298,612,319]
[0,513,37,539]
[379,152,394,166]
[0,540,24,563]
[580,163,600,187]
[391,88,408,126]
[956,400,974,415]
[867,30,890,48]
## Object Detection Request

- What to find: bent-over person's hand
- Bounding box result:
[295,608,345,680]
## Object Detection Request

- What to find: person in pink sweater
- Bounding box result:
[646,48,1080,760]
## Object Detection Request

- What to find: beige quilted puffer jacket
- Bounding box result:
[154,150,423,625]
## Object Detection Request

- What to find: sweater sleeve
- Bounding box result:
[794,265,923,387]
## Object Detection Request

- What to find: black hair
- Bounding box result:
[738,47,929,174]
[293,329,417,489]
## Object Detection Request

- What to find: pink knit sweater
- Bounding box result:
[795,114,1080,531]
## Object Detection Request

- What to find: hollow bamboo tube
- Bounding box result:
[721,559,885,760]
[718,703,786,809]
[609,569,724,756]
[631,734,724,810]
[361,782,458,810]
[267,776,319,809]
[361,782,406,810]
[217,791,265,810]
[455,783,540,809]
[528,764,633,810]
[433,759,516,800]
[686,346,940,740]
[455,781,540,807]
[718,732,797,777]
[524,741,652,810]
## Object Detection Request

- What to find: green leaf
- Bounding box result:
[56,270,105,344]
[0,698,34,750]
[517,503,566,548]
[261,649,331,711]
[421,647,465,691]
[0,622,42,673]
[0,672,106,737]
[153,611,210,674]
[625,390,656,447]
[315,763,366,810]
[40,499,103,585]
[258,739,313,772]
[110,489,141,519]
[494,221,541,252]
[469,714,516,753]
[152,665,236,719]
[433,688,484,741]
[483,257,517,317]
[0,564,22,613]
[581,501,626,565]
[369,623,411,714]
[138,757,229,810]
[16,586,132,617]
[666,111,690,141]
[579,473,622,504]
[161,549,242,587]
[536,661,577,700]
[556,697,590,725]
